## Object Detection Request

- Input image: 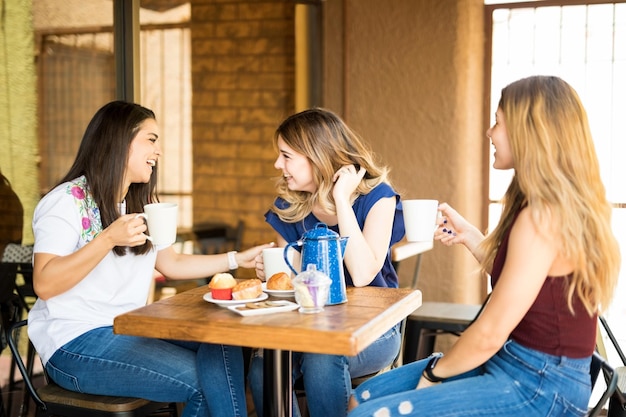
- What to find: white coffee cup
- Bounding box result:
[402,199,439,242]
[263,247,295,279]
[137,203,178,245]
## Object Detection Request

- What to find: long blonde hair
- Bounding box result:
[480,76,620,315]
[272,108,389,223]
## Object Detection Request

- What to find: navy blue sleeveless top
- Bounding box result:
[265,183,405,288]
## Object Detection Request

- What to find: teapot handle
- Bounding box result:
[284,241,301,276]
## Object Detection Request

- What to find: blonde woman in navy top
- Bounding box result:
[249,108,405,417]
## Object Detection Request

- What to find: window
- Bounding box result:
[485,1,626,349]
[36,3,192,227]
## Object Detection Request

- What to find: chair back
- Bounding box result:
[7,320,177,417]
[7,320,47,411]
[588,351,619,416]
[192,221,244,255]
[0,244,33,303]
[597,316,626,416]
[1,243,33,264]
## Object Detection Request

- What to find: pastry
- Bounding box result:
[232,278,263,300]
[209,272,236,300]
[266,272,293,291]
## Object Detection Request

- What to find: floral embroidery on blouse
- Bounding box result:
[65,176,102,242]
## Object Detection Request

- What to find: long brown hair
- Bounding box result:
[272,108,390,223]
[58,101,158,256]
[480,76,620,315]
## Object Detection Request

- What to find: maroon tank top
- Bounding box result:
[491,211,597,358]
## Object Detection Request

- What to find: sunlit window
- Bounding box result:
[35,3,192,228]
[486,1,626,347]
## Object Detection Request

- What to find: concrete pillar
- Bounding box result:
[323,0,488,304]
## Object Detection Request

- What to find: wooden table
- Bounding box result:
[114,285,422,417]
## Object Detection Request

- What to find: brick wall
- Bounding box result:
[190,0,295,272]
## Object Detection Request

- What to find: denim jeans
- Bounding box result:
[45,326,247,417]
[249,323,401,417]
[349,339,592,417]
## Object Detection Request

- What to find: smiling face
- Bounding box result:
[274,136,316,193]
[486,108,514,170]
[123,118,161,194]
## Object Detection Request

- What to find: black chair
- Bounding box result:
[597,316,626,417]
[7,320,178,417]
[589,350,619,417]
[403,301,485,363]
[1,244,36,312]
[192,221,244,256]
[391,240,487,364]
[1,243,36,416]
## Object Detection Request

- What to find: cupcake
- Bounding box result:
[209,272,237,300]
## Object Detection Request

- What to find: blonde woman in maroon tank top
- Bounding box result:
[348,76,620,417]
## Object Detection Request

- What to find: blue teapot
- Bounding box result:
[283,223,348,305]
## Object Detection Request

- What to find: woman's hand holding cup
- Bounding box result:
[101,214,149,248]
[435,202,481,247]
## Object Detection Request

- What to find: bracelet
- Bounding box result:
[422,352,445,383]
[227,251,239,270]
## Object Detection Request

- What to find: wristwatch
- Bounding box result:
[422,352,445,383]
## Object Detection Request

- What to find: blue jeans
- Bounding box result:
[249,323,401,417]
[45,326,247,417]
[349,340,592,417]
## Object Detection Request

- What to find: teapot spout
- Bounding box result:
[340,237,348,256]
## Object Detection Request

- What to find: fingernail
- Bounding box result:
[447,230,452,235]
[442,228,447,233]
[443,219,447,224]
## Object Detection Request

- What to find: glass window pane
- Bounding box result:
[488,1,626,345]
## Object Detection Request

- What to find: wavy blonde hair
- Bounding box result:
[272,108,389,223]
[480,76,620,315]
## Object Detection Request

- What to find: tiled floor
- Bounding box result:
[0,367,41,417]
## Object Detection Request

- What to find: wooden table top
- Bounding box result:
[114,285,422,356]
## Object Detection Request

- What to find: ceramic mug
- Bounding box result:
[402,199,439,242]
[137,203,178,245]
[263,247,295,279]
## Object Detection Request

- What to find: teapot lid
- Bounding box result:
[301,222,340,240]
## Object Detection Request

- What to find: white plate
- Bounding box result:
[203,292,268,306]
[262,282,295,298]
[228,300,299,316]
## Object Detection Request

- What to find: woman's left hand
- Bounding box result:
[332,164,366,202]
